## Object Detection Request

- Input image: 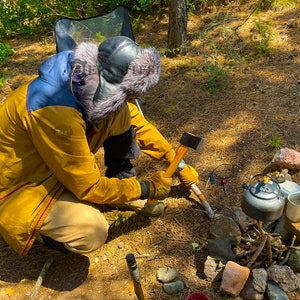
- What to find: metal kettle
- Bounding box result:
[241,174,285,222]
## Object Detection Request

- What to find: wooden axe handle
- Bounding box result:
[146,145,188,205]
[164,145,188,178]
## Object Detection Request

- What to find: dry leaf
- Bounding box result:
[6,288,14,297]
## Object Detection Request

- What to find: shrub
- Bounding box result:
[0,0,157,38]
[268,136,281,149]
[0,43,15,65]
[251,20,274,57]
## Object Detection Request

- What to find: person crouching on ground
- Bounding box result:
[0,36,198,255]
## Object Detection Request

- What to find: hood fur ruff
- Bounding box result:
[73,41,161,124]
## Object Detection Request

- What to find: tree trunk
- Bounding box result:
[167,0,187,57]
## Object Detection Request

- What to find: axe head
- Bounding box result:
[180,132,206,151]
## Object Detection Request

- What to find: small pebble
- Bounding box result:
[118,242,125,249]
[157,267,178,283]
[163,280,185,295]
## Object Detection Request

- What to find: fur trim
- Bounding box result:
[90,46,161,123]
[72,42,99,122]
[73,42,161,124]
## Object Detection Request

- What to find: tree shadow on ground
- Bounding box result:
[104,184,195,243]
[0,236,89,291]
[105,209,152,243]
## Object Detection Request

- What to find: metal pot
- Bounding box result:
[241,174,285,222]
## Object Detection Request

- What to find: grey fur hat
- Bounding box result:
[72,36,161,123]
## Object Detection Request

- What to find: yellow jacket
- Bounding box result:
[0,51,174,255]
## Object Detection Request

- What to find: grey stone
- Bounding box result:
[162,280,185,295]
[203,255,226,282]
[156,267,178,283]
[252,268,268,293]
[231,207,258,233]
[266,280,289,300]
[267,264,298,292]
[209,215,242,246]
[207,238,236,260]
[287,247,300,273]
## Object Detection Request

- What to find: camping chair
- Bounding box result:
[53,6,144,114]
[54,6,135,53]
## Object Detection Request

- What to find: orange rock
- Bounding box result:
[220,261,250,297]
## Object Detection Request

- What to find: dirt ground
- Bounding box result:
[0,2,300,300]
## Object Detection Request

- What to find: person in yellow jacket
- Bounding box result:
[0,36,198,255]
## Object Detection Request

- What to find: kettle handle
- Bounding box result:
[252,173,281,190]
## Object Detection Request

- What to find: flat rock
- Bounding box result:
[204,255,226,282]
[272,148,300,170]
[266,281,289,300]
[267,265,298,292]
[156,267,178,283]
[240,268,267,300]
[209,215,242,246]
[163,280,185,295]
[207,238,236,260]
[220,261,250,297]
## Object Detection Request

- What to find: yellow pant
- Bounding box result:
[40,189,109,254]
[39,189,164,254]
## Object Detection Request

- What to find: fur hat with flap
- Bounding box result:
[72,36,161,123]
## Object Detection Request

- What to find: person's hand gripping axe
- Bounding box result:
[155,132,215,219]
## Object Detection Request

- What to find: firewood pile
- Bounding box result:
[235,222,296,269]
[204,208,300,299]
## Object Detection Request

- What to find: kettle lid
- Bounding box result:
[249,181,279,200]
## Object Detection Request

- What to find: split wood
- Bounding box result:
[239,231,296,269]
[246,234,268,269]
[279,235,296,266]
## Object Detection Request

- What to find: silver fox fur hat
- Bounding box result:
[72,36,161,123]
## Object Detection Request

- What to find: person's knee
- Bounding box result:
[64,215,109,254]
[41,190,110,254]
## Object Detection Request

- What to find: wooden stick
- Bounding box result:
[235,248,257,258]
[30,258,53,299]
[266,234,272,267]
[246,234,268,269]
[190,183,215,220]
[279,235,296,266]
